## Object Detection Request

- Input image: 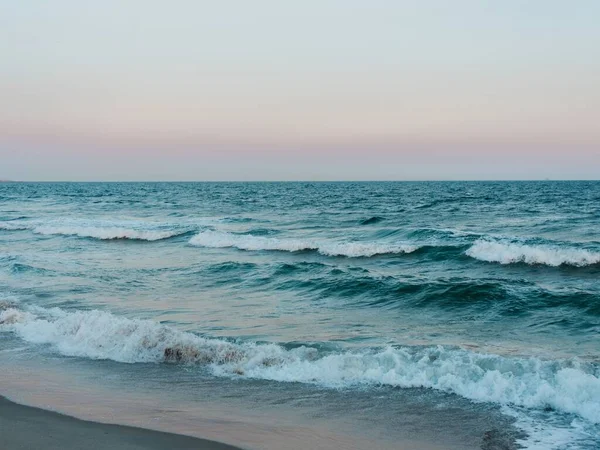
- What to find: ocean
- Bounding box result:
[1,181,599,449]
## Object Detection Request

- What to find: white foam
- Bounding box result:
[318,241,418,257]
[32,226,184,241]
[505,407,594,450]
[0,306,241,363]
[189,230,418,257]
[0,222,29,231]
[466,239,600,267]
[0,308,34,325]
[0,219,188,241]
[0,294,21,315]
[2,305,599,425]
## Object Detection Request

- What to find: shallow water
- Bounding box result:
[1,181,599,448]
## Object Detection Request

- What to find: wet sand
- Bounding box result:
[0,396,243,450]
[0,360,510,450]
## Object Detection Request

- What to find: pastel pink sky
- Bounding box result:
[1,1,599,180]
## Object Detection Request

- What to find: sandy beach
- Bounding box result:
[0,361,456,450]
[0,396,242,450]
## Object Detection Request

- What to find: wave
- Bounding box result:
[0,294,19,311]
[0,220,190,241]
[189,230,418,257]
[414,195,487,210]
[360,216,384,225]
[238,228,280,236]
[406,227,480,240]
[466,239,600,267]
[33,225,187,241]
[9,262,53,275]
[1,304,599,425]
[0,222,29,231]
[266,270,511,311]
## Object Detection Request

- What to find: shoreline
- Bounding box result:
[0,395,243,450]
[0,361,449,450]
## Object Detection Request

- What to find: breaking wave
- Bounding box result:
[189,230,418,257]
[466,239,600,267]
[0,220,190,241]
[1,304,599,424]
[0,222,29,231]
[33,226,187,241]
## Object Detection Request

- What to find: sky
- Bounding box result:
[1,1,599,181]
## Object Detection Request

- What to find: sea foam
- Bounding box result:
[0,222,30,231]
[466,239,600,267]
[2,305,599,424]
[189,230,418,257]
[33,226,184,241]
[0,220,188,241]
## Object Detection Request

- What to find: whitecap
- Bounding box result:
[32,225,185,241]
[189,230,418,257]
[0,219,189,241]
[0,222,30,231]
[466,239,600,267]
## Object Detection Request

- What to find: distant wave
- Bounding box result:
[33,225,187,241]
[2,304,599,424]
[360,216,385,225]
[466,239,600,267]
[0,222,29,231]
[189,230,418,257]
[406,227,480,240]
[0,220,190,241]
[414,196,487,210]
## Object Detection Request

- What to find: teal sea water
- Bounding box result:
[1,181,599,448]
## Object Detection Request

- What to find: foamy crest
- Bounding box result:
[190,230,312,252]
[318,241,418,257]
[0,222,29,231]
[0,219,188,241]
[466,239,600,267]
[2,305,599,424]
[33,226,184,241]
[0,308,34,325]
[1,306,245,363]
[189,231,418,257]
[0,293,20,312]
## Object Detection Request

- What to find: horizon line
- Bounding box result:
[2,179,599,183]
